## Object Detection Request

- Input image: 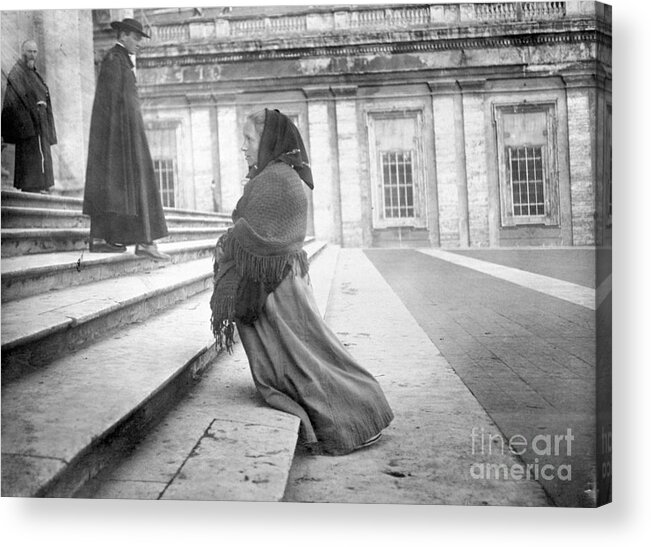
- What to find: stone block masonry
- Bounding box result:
[189,107,214,212]
[217,103,241,214]
[335,96,364,247]
[567,89,597,246]
[433,94,460,246]
[307,98,338,244]
[463,92,490,247]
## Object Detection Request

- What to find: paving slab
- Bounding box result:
[364,249,598,507]
[447,246,611,288]
[417,248,596,310]
[283,249,550,506]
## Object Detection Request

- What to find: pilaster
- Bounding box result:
[564,73,597,246]
[187,96,212,211]
[332,85,363,247]
[215,94,242,213]
[41,10,94,194]
[459,78,491,247]
[304,86,341,244]
[429,80,469,247]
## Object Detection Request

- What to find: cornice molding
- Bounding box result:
[562,72,610,92]
[138,29,609,69]
[302,85,334,100]
[427,80,462,96]
[330,84,358,98]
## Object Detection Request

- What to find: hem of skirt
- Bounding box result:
[316,408,394,456]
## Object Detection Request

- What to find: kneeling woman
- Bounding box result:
[210,108,393,455]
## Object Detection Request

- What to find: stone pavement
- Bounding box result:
[283,249,550,506]
[82,245,601,507]
[360,247,602,507]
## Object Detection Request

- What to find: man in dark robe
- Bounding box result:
[1,39,57,193]
[83,18,170,260]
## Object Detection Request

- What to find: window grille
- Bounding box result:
[494,103,559,227]
[154,158,176,208]
[147,124,178,209]
[508,146,545,216]
[381,150,415,219]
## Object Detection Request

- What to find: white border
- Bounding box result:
[1,1,648,546]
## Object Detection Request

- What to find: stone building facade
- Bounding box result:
[2,3,612,248]
[133,2,612,248]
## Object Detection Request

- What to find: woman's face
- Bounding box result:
[241,120,261,168]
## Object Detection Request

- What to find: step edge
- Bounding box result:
[1,240,217,280]
[2,261,213,351]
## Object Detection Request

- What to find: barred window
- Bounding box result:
[154,158,176,208]
[368,111,426,229]
[508,146,545,216]
[146,123,179,209]
[494,104,559,226]
[382,151,415,218]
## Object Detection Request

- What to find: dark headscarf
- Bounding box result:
[247,109,314,189]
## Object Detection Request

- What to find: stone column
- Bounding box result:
[304,86,340,244]
[39,10,95,195]
[565,74,598,246]
[216,96,242,213]
[430,80,469,247]
[460,79,491,247]
[332,85,363,247]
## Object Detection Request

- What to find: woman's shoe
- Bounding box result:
[135,243,171,261]
[89,240,126,253]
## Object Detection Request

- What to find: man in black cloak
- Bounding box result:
[1,39,57,193]
[83,18,170,260]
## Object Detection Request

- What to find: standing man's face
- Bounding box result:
[120,31,143,55]
[21,41,38,69]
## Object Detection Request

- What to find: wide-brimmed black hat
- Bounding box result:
[110,18,150,38]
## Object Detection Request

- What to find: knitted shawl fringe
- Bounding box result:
[210,238,309,353]
[229,235,309,287]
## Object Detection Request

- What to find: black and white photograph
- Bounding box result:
[0,0,636,540]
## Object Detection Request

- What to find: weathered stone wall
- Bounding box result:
[132,2,610,247]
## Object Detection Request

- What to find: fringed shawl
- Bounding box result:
[210,160,310,351]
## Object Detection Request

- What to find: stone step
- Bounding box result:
[1,257,214,383]
[1,238,321,383]
[1,206,231,230]
[1,206,89,229]
[1,238,218,303]
[1,226,227,257]
[1,189,232,221]
[0,240,329,498]
[1,189,81,211]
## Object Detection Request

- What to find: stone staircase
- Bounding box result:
[0,189,329,499]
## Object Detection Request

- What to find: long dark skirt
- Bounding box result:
[237,267,394,455]
[13,134,54,192]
